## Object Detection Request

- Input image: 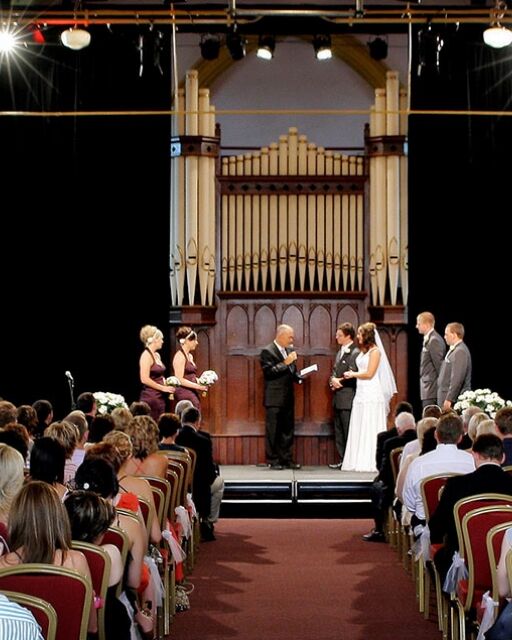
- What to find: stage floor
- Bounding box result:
[220,465,375,517]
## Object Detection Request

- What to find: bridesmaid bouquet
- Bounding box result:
[198,370,218,396]
[454,388,511,419]
[165,376,181,400]
[93,391,128,415]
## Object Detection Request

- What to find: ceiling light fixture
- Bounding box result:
[483,0,512,48]
[368,36,388,60]
[0,29,17,53]
[256,35,275,60]
[313,34,332,61]
[226,25,246,61]
[61,26,91,50]
[200,33,221,60]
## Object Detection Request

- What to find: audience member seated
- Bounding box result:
[422,404,442,419]
[467,411,490,444]
[64,490,131,640]
[31,399,53,440]
[111,407,133,432]
[123,416,168,479]
[174,400,193,421]
[15,405,38,452]
[364,411,417,542]
[0,481,97,634]
[158,413,186,452]
[403,413,475,536]
[0,401,17,429]
[429,434,512,582]
[29,437,68,499]
[0,427,29,464]
[76,392,97,428]
[476,419,500,439]
[88,414,115,445]
[44,421,80,484]
[375,401,414,472]
[129,402,152,417]
[0,592,45,640]
[489,526,512,640]
[0,444,25,552]
[395,421,438,505]
[64,410,89,468]
[176,407,224,542]
[495,407,512,466]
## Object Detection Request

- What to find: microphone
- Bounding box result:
[65,370,74,383]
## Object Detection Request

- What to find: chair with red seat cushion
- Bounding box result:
[0,564,92,640]
[453,505,512,640]
[2,590,58,640]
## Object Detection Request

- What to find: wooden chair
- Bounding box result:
[0,564,93,640]
[1,590,58,640]
[102,526,130,598]
[140,476,171,530]
[418,473,460,628]
[502,465,512,475]
[387,446,403,549]
[72,541,111,640]
[452,505,512,640]
[485,522,512,632]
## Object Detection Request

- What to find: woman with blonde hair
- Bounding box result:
[0,444,25,547]
[123,416,168,479]
[139,324,175,421]
[172,325,208,410]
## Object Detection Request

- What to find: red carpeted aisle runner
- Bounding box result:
[171,519,438,640]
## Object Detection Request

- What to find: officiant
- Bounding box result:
[259,324,302,470]
[328,322,360,470]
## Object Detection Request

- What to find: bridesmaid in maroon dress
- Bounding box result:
[172,326,208,411]
[139,325,175,421]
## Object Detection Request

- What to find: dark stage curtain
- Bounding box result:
[0,27,172,416]
[408,25,512,408]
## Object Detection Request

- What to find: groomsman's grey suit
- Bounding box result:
[420,329,446,407]
[331,338,359,463]
[437,340,472,408]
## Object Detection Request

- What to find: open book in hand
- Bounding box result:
[299,364,318,377]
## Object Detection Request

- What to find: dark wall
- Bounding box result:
[0,27,172,416]
[407,25,512,410]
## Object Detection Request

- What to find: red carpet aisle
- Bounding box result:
[171,519,438,640]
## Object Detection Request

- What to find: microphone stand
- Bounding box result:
[66,376,76,411]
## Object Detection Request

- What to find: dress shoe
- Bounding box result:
[200,522,216,542]
[269,463,284,470]
[283,462,301,470]
[362,529,385,542]
[328,461,343,470]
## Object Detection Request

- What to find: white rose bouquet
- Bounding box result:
[197,370,219,396]
[454,388,511,419]
[93,391,128,415]
[165,376,181,400]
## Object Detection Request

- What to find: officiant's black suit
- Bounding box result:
[260,342,301,466]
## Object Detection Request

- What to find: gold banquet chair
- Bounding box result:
[1,590,58,640]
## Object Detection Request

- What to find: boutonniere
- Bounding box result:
[345,348,351,354]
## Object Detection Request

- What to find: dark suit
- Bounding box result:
[375,427,398,470]
[175,424,216,519]
[429,464,512,579]
[437,341,472,407]
[420,329,446,407]
[331,342,359,460]
[260,342,301,465]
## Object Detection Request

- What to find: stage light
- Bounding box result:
[61,27,91,50]
[313,34,332,61]
[226,27,246,61]
[256,35,275,60]
[483,1,512,48]
[200,33,221,60]
[368,36,388,60]
[0,29,17,53]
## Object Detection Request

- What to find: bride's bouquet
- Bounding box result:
[165,376,181,400]
[197,370,218,396]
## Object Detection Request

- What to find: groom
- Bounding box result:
[328,322,359,469]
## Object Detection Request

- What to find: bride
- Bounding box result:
[341,322,397,473]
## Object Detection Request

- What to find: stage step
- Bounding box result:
[219,465,375,518]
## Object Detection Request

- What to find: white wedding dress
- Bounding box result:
[341,347,387,473]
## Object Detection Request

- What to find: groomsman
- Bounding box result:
[437,322,472,411]
[416,311,446,408]
[328,323,359,469]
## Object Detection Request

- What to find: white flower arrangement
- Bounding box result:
[453,388,512,419]
[93,391,128,415]
[198,370,218,387]
[165,376,181,400]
